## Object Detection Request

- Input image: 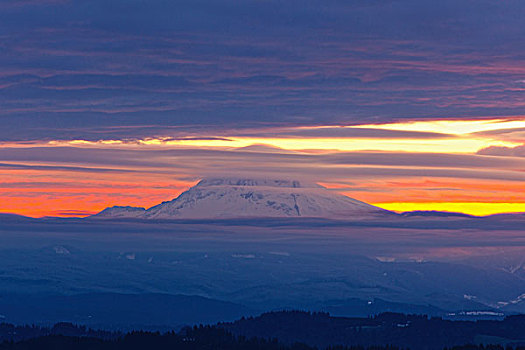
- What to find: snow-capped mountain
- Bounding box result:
[92,177,391,219]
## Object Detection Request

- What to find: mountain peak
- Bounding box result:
[92,177,390,220]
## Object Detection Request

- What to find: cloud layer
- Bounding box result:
[1,1,525,140]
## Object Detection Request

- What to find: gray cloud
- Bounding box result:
[477,145,525,157]
[1,146,524,183]
[233,127,452,139]
[473,128,525,144]
[0,160,137,173]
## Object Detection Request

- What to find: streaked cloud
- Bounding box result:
[31,118,524,154]
[231,126,452,139]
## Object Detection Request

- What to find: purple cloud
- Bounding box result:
[477,145,525,157]
[0,1,525,141]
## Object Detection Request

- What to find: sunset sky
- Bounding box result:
[1,0,524,217]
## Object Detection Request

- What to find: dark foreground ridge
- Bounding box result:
[2,312,525,350]
[0,327,384,350]
[220,311,525,350]
[1,325,525,350]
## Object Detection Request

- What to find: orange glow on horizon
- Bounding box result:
[0,169,196,218]
[376,202,525,216]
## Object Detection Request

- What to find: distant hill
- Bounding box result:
[0,293,254,329]
[400,210,475,218]
[0,213,35,222]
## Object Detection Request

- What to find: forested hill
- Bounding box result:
[2,312,525,350]
[0,322,118,343]
[221,311,525,350]
[0,326,387,350]
[1,326,525,350]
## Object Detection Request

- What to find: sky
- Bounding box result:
[0,0,524,217]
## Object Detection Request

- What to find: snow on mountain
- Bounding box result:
[92,177,391,219]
